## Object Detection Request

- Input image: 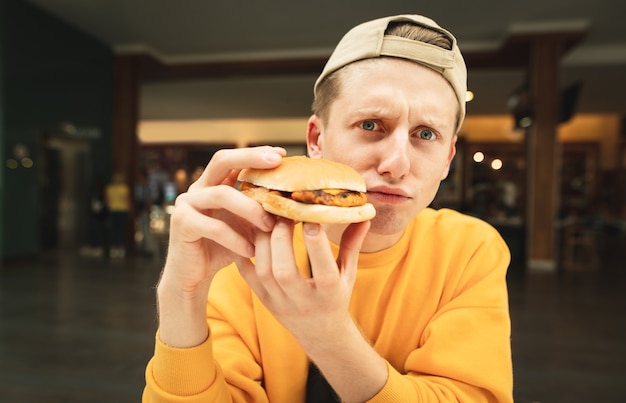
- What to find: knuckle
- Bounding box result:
[273,267,297,285]
[207,184,236,206]
[173,191,188,206]
[204,218,228,238]
[169,203,187,225]
[211,185,229,204]
[210,148,229,165]
[255,263,273,280]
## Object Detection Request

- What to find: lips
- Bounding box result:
[366,186,411,204]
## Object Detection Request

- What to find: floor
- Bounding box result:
[1,233,625,402]
[0,251,161,402]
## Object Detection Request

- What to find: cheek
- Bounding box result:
[412,154,451,184]
[321,136,368,166]
[440,162,452,180]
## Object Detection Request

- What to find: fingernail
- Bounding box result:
[304,222,320,236]
[263,152,281,163]
[262,213,276,230]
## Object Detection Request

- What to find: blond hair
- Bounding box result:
[312,22,454,122]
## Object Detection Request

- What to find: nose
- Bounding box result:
[376,129,411,181]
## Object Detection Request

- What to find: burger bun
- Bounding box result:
[239,156,376,224]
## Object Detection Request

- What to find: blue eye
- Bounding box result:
[361,120,378,131]
[418,129,435,140]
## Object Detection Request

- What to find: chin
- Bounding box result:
[367,205,414,235]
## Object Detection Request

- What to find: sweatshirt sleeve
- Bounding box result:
[143,266,272,403]
[367,219,513,402]
[142,331,233,402]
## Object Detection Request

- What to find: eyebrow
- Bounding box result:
[413,112,450,128]
[347,104,402,120]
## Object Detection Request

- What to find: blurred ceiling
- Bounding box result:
[27,0,626,122]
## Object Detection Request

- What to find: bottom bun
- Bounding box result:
[262,192,376,224]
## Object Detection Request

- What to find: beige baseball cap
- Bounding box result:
[314,14,467,130]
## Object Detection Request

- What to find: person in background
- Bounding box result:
[143,14,513,402]
[105,172,131,258]
[84,174,109,257]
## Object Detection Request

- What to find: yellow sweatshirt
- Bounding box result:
[144,208,513,402]
[105,182,130,212]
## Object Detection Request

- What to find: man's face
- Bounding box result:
[308,58,458,237]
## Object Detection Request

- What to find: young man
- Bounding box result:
[143,14,513,402]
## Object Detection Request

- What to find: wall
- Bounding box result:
[1,0,114,259]
[0,0,5,260]
[460,113,622,170]
[138,118,309,147]
[558,114,622,170]
[138,113,622,170]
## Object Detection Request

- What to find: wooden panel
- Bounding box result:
[113,55,140,177]
[112,55,141,249]
[526,40,561,265]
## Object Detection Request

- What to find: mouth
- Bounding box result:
[366,186,411,205]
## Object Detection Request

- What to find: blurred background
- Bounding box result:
[1,0,625,401]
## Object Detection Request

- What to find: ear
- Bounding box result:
[440,135,458,180]
[306,115,323,158]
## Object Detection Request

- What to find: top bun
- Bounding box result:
[238,156,367,192]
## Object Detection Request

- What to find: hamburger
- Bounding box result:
[237,156,376,224]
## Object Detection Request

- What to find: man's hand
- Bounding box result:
[237,220,367,338]
[157,146,285,348]
[236,219,388,401]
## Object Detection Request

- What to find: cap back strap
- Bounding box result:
[380,36,456,73]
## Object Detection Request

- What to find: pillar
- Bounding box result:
[526,39,562,270]
[112,55,141,251]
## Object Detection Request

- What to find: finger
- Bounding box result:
[302,222,341,288]
[170,200,255,258]
[190,146,286,190]
[233,255,258,288]
[270,219,307,294]
[236,230,276,303]
[179,184,276,232]
[336,221,371,286]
